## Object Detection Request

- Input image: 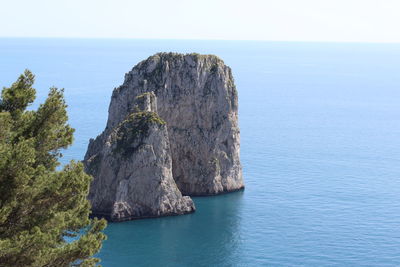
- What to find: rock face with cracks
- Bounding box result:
[84,92,195,221]
[84,53,243,221]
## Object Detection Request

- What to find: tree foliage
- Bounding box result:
[0,70,107,267]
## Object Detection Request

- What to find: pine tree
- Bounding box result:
[0,70,107,267]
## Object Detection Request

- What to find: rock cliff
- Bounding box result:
[84,92,195,221]
[84,53,244,221]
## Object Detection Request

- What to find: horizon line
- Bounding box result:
[1,36,400,45]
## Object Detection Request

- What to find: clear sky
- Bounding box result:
[1,0,399,43]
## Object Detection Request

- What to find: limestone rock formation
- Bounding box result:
[106,53,244,195]
[84,52,243,221]
[84,92,195,221]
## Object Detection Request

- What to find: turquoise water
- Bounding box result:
[1,38,400,266]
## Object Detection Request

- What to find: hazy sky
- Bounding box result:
[1,0,399,42]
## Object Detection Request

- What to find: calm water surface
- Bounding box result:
[1,38,400,266]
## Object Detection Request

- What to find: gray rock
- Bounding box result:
[84,92,195,221]
[84,53,244,221]
[106,53,244,195]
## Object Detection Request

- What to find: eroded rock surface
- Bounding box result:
[84,53,243,221]
[106,53,243,195]
[84,92,195,221]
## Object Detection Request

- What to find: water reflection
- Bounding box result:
[100,191,245,267]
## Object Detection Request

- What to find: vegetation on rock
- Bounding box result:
[113,111,165,157]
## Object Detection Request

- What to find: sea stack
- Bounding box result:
[84,53,244,221]
[84,92,195,221]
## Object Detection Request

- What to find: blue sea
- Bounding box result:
[1,38,400,266]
